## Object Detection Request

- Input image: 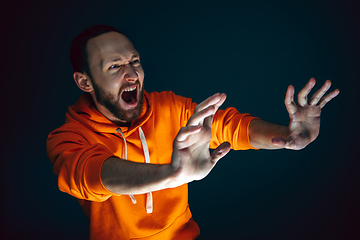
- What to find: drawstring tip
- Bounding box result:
[146,192,153,213]
[129,194,137,204]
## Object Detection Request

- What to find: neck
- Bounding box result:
[115,121,131,127]
[96,103,132,127]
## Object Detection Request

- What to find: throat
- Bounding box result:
[122,90,137,103]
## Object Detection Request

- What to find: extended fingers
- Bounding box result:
[286,79,339,114]
[214,93,227,112]
[195,93,226,114]
[188,105,216,126]
[189,93,226,127]
[309,80,331,106]
[285,85,297,116]
[297,78,316,107]
[175,126,202,148]
[307,80,339,108]
[318,88,340,108]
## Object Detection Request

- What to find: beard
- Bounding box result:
[92,80,144,123]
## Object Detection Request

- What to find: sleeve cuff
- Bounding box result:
[85,153,120,196]
[237,115,261,150]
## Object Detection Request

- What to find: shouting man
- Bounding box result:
[47,24,339,239]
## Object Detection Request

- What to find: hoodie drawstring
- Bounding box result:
[138,127,153,213]
[116,127,153,213]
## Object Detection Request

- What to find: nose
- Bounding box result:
[123,64,138,82]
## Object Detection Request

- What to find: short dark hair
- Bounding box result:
[69,24,123,77]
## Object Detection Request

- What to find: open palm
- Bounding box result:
[272,78,340,150]
[171,93,231,184]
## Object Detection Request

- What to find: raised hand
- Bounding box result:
[170,93,231,185]
[272,78,340,150]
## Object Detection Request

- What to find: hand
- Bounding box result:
[170,93,231,184]
[272,78,340,150]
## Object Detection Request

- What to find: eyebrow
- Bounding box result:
[100,54,139,70]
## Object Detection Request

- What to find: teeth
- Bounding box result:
[124,86,137,92]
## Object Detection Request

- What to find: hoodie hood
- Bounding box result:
[65,91,153,136]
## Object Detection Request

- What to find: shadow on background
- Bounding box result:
[0,0,359,239]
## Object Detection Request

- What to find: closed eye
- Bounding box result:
[130,60,140,66]
[109,64,121,70]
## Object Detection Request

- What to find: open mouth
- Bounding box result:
[121,85,138,105]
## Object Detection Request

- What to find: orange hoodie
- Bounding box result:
[46,91,258,239]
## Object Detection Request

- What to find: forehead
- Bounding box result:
[86,31,138,65]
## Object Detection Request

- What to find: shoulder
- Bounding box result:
[145,91,196,124]
[146,91,195,109]
[47,122,90,145]
[147,90,184,102]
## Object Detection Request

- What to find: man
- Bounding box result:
[47,24,339,239]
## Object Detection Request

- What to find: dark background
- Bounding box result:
[1,0,359,239]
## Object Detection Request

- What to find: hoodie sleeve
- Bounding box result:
[210,107,260,150]
[46,126,116,202]
[170,91,259,150]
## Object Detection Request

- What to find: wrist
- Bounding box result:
[162,163,186,189]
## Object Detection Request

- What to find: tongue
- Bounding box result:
[122,90,136,104]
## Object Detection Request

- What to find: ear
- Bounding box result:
[73,72,93,92]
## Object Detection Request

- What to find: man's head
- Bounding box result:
[70,25,145,124]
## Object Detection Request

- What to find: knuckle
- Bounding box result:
[180,126,188,133]
[178,127,187,136]
[194,105,200,112]
[174,139,182,148]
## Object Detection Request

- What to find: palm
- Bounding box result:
[287,105,320,149]
[277,78,339,150]
[171,93,230,184]
[174,119,212,180]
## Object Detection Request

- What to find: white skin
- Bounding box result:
[73,31,339,194]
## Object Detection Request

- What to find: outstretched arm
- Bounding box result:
[101,93,231,194]
[249,78,339,150]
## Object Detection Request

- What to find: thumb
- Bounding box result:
[271,136,286,147]
[272,136,298,149]
[210,142,231,163]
